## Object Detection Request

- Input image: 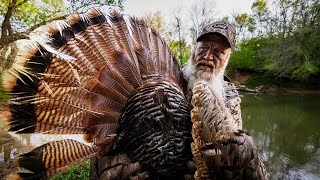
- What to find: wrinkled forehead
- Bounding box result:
[196,34,231,48]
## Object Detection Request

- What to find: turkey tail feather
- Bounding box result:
[10,139,96,179]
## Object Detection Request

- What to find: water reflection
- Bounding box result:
[242,94,320,179]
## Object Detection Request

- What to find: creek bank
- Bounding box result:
[227,70,320,94]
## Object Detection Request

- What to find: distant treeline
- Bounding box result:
[228,0,320,81]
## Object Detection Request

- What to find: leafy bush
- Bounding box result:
[228,37,272,72]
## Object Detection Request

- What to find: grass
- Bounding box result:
[51,161,90,180]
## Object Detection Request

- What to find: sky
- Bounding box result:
[123,0,256,18]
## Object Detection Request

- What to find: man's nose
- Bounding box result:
[204,50,214,61]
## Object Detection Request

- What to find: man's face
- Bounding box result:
[193,34,231,75]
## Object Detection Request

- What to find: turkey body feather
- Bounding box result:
[191,81,267,179]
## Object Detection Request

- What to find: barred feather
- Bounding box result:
[13,139,96,179]
[191,80,267,179]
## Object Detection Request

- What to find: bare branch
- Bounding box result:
[188,0,218,42]
[26,15,66,33]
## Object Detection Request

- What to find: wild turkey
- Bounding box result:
[0,8,267,179]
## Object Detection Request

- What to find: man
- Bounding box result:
[184,21,267,179]
[183,20,242,129]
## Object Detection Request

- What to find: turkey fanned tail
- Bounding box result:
[1,8,192,179]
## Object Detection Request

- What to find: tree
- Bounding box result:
[0,0,125,70]
[0,0,124,49]
[144,11,165,35]
[67,0,124,13]
[230,0,320,81]
[0,0,67,49]
[169,39,191,65]
[188,0,218,42]
[250,0,270,37]
[233,13,254,39]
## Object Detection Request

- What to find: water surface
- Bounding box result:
[242,93,320,179]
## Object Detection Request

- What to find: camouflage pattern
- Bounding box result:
[197,21,236,47]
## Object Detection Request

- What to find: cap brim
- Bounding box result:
[196,32,232,47]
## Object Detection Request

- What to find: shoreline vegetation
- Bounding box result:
[227,69,320,94]
[1,69,320,104]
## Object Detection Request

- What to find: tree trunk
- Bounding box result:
[0,42,18,71]
[0,0,30,49]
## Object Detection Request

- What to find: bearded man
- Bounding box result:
[183,21,242,130]
[184,21,267,179]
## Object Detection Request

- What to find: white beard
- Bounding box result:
[183,52,230,103]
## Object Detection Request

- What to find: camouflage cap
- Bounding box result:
[197,20,236,47]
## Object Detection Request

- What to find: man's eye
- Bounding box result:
[198,47,208,52]
[214,49,225,55]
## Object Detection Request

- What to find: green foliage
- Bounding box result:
[230,0,320,82]
[228,37,272,71]
[291,61,319,80]
[243,72,320,90]
[234,13,255,37]
[0,0,66,32]
[168,39,191,65]
[265,26,320,80]
[0,73,8,100]
[144,11,164,33]
[229,32,320,81]
[51,161,90,180]
[244,73,273,89]
[0,0,125,33]
[251,0,267,13]
[267,42,314,80]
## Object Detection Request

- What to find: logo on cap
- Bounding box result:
[211,23,228,30]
